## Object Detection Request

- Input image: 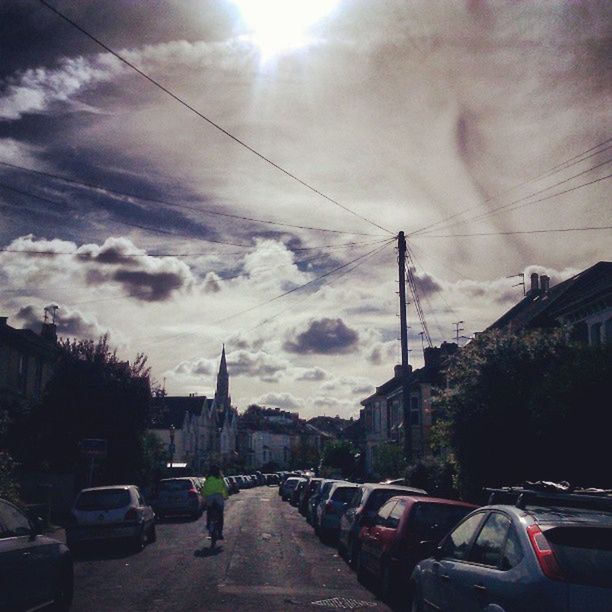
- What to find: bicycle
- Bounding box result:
[207,503,222,549]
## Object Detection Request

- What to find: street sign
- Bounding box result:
[80,438,107,458]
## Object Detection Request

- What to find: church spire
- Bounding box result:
[214,344,230,410]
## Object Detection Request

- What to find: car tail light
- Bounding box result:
[124,508,138,521]
[188,488,199,498]
[527,524,564,581]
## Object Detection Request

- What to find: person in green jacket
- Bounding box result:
[202,465,228,539]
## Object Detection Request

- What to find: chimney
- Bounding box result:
[40,322,57,343]
[540,275,550,294]
[529,272,539,295]
[0,316,7,326]
[394,364,403,378]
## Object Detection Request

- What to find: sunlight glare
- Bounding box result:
[232,0,339,61]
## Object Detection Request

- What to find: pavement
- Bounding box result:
[66,486,391,611]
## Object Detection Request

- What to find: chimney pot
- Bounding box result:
[540,275,550,293]
[0,316,7,326]
[530,272,539,294]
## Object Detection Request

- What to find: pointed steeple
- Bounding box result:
[214,344,230,411]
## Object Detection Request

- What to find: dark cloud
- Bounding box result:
[411,267,442,297]
[284,318,359,355]
[111,269,185,302]
[295,367,329,381]
[15,304,103,338]
[227,350,289,383]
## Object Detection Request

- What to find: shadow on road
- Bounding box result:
[71,542,140,562]
[194,546,223,558]
[156,515,200,524]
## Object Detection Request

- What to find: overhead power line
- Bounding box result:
[409,137,612,237]
[414,166,612,238]
[412,225,612,238]
[0,160,386,238]
[212,238,396,325]
[39,0,394,236]
[0,180,388,252]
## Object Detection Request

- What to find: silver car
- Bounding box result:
[153,477,204,519]
[67,485,156,551]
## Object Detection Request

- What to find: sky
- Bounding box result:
[1,0,610,419]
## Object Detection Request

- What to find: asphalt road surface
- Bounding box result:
[67,486,391,611]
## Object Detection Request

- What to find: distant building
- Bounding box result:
[360,343,458,474]
[0,315,58,410]
[149,346,238,472]
[488,261,612,345]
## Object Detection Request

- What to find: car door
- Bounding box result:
[373,500,405,575]
[362,500,396,572]
[421,512,486,612]
[448,512,525,612]
[0,500,56,609]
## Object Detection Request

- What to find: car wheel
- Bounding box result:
[52,562,73,612]
[349,540,360,569]
[131,526,146,552]
[380,560,393,602]
[356,551,367,584]
[149,522,157,543]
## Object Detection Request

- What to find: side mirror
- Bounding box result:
[31,515,45,535]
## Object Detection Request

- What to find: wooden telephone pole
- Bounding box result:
[398,231,412,461]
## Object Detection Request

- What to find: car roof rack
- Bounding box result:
[485,485,612,513]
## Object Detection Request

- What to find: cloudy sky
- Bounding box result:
[1,0,610,418]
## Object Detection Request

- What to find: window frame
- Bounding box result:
[468,511,512,569]
[0,499,34,539]
[440,510,488,562]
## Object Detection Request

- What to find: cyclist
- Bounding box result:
[202,465,229,540]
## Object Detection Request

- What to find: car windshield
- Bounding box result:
[76,489,130,511]
[546,526,612,588]
[331,487,356,503]
[410,503,474,539]
[159,480,191,491]
[366,489,410,512]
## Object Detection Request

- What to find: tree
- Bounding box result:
[373,442,406,479]
[0,410,19,502]
[19,334,152,485]
[320,440,356,477]
[435,329,612,500]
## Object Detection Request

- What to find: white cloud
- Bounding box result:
[255,391,304,411]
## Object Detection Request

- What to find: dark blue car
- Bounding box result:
[410,487,612,612]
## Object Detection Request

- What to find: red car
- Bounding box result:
[357,495,477,603]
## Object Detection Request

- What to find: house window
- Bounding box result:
[590,322,602,346]
[410,396,420,426]
[34,358,44,397]
[18,354,28,393]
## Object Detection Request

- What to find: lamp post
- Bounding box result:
[169,424,176,471]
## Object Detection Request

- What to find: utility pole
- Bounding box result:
[453,320,465,345]
[398,231,412,462]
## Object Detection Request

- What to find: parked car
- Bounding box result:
[280,477,304,501]
[410,487,612,612]
[0,497,73,611]
[357,495,477,602]
[67,485,156,551]
[308,479,339,526]
[152,477,204,519]
[316,482,359,542]
[290,479,308,506]
[299,478,323,516]
[338,483,427,566]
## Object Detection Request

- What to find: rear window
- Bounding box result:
[366,489,409,512]
[411,503,475,539]
[76,489,130,511]
[546,527,612,588]
[159,479,192,491]
[332,487,357,503]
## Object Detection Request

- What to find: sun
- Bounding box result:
[231,0,339,61]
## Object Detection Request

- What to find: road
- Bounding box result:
[68,486,391,611]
